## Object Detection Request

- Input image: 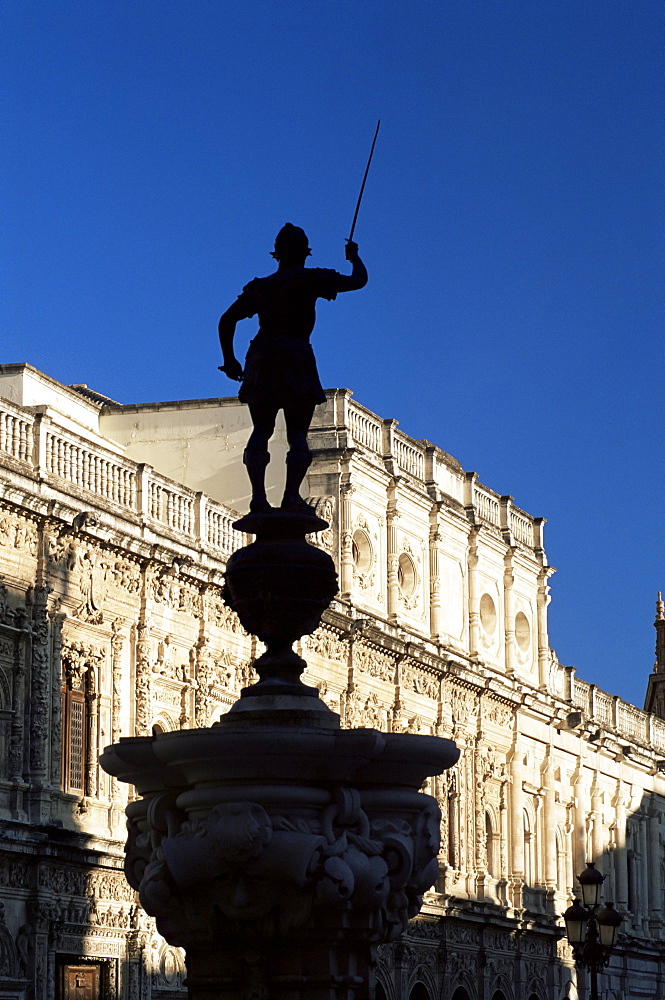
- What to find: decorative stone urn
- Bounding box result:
[100,511,459,1000]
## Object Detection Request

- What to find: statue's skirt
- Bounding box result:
[239,333,326,410]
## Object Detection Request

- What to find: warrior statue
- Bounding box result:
[218,224,368,513]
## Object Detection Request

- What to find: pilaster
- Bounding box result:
[467,526,481,658]
[429,520,443,639]
[339,481,354,600]
[503,549,516,677]
[386,491,400,622]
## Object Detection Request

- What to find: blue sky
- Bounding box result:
[2,1,662,709]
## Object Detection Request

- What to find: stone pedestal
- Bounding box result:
[100,511,459,999]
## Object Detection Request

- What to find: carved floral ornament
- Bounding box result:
[61,640,104,688]
[126,785,441,949]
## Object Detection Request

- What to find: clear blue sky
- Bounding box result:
[2,1,662,709]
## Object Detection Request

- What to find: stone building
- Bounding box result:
[0,361,663,1000]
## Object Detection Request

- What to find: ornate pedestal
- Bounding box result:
[100,512,459,999]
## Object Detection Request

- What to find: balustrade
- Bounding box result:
[394,431,425,479]
[206,505,243,556]
[45,429,137,508]
[474,484,501,526]
[148,476,194,535]
[0,406,33,463]
[617,701,648,743]
[348,402,382,453]
[510,507,533,545]
[593,688,614,727]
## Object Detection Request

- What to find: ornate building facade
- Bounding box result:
[0,362,663,1000]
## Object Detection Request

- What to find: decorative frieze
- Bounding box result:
[0,512,38,556]
[302,627,347,664]
[401,663,439,700]
[354,643,395,683]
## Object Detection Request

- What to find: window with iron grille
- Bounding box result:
[62,689,86,794]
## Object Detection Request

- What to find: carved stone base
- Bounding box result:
[101,712,459,1000]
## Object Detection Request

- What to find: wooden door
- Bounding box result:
[59,964,100,1000]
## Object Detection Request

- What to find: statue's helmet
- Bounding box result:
[271,223,311,260]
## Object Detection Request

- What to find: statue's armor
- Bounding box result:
[234,267,347,409]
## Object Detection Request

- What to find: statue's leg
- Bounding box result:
[245,405,277,513]
[281,404,315,513]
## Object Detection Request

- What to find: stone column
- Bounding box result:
[474,744,487,874]
[134,621,152,736]
[508,738,524,904]
[571,756,589,882]
[8,619,27,784]
[386,501,400,622]
[85,660,100,799]
[648,804,662,925]
[639,809,649,932]
[591,777,604,862]
[503,551,516,677]
[339,481,354,600]
[429,522,443,639]
[110,620,125,819]
[49,612,65,788]
[499,778,509,886]
[467,527,481,658]
[542,748,557,888]
[536,569,552,689]
[613,784,628,910]
[27,584,52,823]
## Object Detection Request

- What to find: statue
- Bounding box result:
[218,224,367,514]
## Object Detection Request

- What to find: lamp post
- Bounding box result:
[563,862,623,1000]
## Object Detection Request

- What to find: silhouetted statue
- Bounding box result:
[218,224,368,513]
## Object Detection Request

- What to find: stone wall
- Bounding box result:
[0,365,663,999]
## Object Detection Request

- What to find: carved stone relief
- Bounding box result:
[150,566,202,618]
[354,643,395,683]
[345,691,387,730]
[303,627,347,664]
[306,496,336,554]
[0,512,38,557]
[203,589,246,635]
[401,663,439,700]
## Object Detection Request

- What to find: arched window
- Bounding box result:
[491,992,508,1000]
[451,989,470,1000]
[374,983,388,1000]
[409,985,430,1000]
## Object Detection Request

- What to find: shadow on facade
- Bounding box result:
[373,782,663,1000]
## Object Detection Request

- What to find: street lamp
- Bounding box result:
[563,862,623,1000]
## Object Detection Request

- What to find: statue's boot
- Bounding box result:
[281,448,313,514]
[243,446,272,514]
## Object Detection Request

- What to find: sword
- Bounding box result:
[347,119,380,244]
